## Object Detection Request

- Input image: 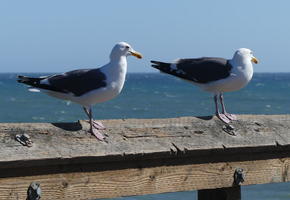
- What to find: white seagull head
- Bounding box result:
[233,48,259,64]
[110,42,142,60]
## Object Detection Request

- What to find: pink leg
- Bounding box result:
[92,121,106,130]
[90,120,106,141]
[83,107,107,141]
[220,94,237,121]
[214,94,230,124]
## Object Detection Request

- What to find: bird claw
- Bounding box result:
[216,113,231,124]
[92,121,106,130]
[224,113,237,121]
[86,120,106,130]
[103,132,109,137]
[90,128,107,141]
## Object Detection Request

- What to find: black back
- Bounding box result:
[151,57,232,83]
[47,69,107,96]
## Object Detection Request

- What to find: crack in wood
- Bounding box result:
[171,142,182,153]
[123,134,191,138]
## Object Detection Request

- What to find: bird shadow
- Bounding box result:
[195,116,214,121]
[51,122,83,131]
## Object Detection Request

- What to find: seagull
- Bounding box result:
[18,42,142,141]
[151,48,258,123]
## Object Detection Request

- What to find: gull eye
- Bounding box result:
[125,46,129,49]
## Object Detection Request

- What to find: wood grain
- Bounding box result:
[0,157,289,199]
[0,115,290,199]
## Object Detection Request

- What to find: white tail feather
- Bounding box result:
[28,88,41,92]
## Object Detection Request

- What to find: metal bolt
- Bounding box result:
[26,182,41,200]
[222,124,236,136]
[233,168,245,185]
[15,133,33,147]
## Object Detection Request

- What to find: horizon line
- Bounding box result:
[1,71,290,74]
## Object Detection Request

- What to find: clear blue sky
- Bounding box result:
[1,0,289,73]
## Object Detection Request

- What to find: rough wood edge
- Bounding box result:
[0,156,289,200]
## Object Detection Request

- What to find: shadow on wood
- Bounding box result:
[0,115,289,199]
[51,122,83,131]
[195,116,214,120]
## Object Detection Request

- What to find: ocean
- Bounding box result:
[0,73,290,199]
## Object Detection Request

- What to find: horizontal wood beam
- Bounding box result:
[0,156,289,199]
[0,115,290,199]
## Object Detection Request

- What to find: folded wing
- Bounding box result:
[18,68,107,96]
[151,57,232,83]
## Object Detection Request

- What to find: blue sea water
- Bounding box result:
[0,73,290,199]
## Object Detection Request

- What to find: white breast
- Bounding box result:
[200,60,253,93]
[69,57,128,107]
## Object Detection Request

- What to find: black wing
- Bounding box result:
[151,57,232,83]
[18,68,107,96]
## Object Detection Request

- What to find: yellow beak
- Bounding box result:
[251,57,259,64]
[130,51,142,59]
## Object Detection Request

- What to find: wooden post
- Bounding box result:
[198,186,241,200]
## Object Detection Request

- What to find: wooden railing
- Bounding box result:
[0,115,289,200]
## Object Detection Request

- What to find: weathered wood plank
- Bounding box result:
[0,115,290,199]
[0,157,289,200]
[1,115,290,167]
